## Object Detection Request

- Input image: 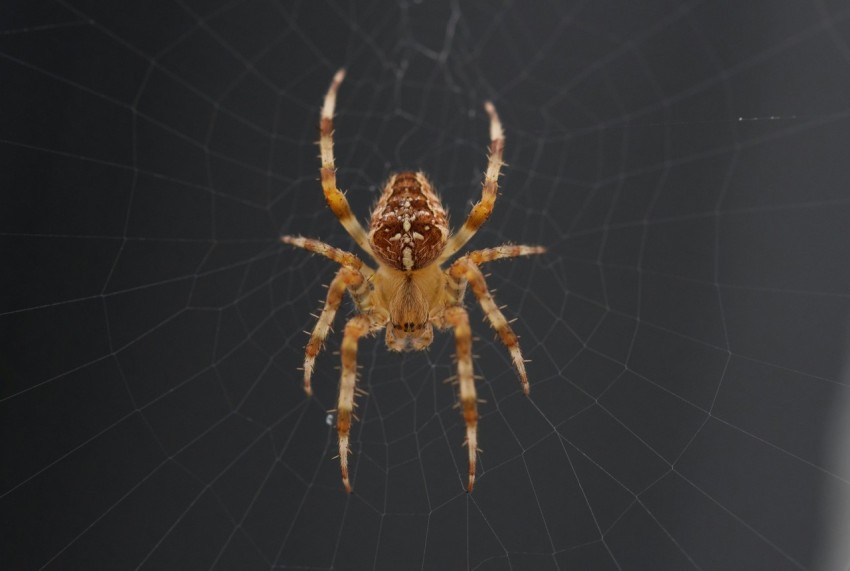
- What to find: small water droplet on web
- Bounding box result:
[326,414,334,426]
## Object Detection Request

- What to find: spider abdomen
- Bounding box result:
[368,171,448,271]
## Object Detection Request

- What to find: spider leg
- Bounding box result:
[337,314,375,493]
[281,235,374,276]
[301,267,369,396]
[462,244,546,266]
[439,101,505,263]
[319,69,376,259]
[444,305,479,492]
[448,257,530,395]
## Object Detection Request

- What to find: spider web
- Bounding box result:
[3,0,850,569]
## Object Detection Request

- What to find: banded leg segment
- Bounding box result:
[281,235,372,275]
[462,244,546,266]
[337,314,373,493]
[445,306,479,492]
[319,69,374,257]
[301,267,368,396]
[440,101,505,262]
[449,258,530,395]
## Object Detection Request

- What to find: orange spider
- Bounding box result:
[282,69,545,493]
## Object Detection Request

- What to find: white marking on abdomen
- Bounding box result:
[402,247,414,270]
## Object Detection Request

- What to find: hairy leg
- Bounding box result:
[444,305,479,492]
[319,69,375,258]
[449,257,530,395]
[439,101,505,262]
[461,244,545,266]
[281,235,373,275]
[337,314,373,493]
[300,267,369,396]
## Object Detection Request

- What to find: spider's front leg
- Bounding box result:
[444,305,479,492]
[299,266,370,396]
[337,314,378,493]
[449,257,530,395]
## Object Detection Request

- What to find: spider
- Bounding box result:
[281,69,545,493]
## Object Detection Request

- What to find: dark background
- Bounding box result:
[3,0,850,569]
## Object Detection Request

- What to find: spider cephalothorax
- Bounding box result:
[282,69,545,493]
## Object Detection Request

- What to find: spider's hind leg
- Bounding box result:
[318,69,376,259]
[439,101,505,262]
